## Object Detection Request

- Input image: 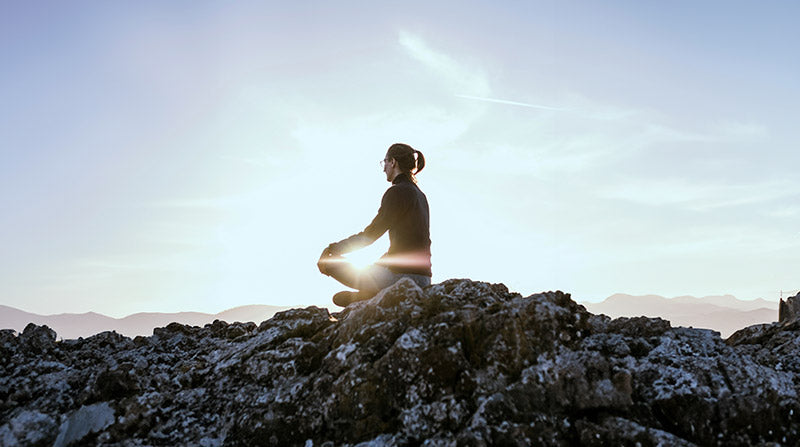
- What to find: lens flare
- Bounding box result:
[344,251,376,272]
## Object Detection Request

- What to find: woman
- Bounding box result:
[318,143,432,307]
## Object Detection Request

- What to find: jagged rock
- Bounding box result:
[779,292,800,322]
[0,410,57,447]
[19,323,56,355]
[53,402,115,447]
[92,366,140,401]
[1,278,799,446]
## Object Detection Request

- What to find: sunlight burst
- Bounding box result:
[344,250,377,272]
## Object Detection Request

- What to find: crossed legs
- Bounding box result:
[318,253,431,307]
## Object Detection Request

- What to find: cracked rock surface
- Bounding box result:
[1,278,798,446]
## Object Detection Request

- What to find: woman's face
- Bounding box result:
[382,155,396,181]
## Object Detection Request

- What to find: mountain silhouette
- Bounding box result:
[581,293,777,338]
[3,293,777,340]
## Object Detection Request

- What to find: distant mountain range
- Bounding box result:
[1,293,780,340]
[580,293,778,338]
[0,304,296,340]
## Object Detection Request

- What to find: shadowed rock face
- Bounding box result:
[1,278,798,446]
[779,292,800,323]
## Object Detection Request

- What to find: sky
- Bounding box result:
[1,1,798,317]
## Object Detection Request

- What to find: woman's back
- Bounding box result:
[378,173,431,276]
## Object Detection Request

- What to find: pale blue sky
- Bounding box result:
[2,1,798,316]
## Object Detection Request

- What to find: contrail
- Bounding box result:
[456,94,565,111]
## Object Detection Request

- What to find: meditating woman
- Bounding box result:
[318,143,432,307]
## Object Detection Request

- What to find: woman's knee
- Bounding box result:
[327,262,361,290]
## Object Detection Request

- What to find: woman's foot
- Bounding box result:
[332,290,374,307]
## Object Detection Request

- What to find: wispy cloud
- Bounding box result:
[398,31,490,97]
[597,178,800,211]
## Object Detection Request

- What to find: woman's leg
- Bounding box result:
[319,255,361,290]
[335,265,404,293]
[321,254,432,306]
[355,265,397,295]
[326,263,397,306]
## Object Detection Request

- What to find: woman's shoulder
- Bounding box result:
[382,181,419,201]
[387,180,420,193]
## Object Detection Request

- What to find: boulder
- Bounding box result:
[779,292,800,322]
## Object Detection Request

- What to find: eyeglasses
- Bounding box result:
[379,158,392,168]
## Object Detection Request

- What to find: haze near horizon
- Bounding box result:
[2,1,798,317]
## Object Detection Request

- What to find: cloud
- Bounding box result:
[398,31,490,97]
[278,31,499,159]
[597,178,800,211]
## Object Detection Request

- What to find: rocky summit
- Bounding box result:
[1,279,798,446]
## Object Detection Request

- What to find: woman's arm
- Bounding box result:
[327,186,409,255]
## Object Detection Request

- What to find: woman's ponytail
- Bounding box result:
[413,150,425,174]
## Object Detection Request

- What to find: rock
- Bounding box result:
[0,328,16,346]
[1,278,799,446]
[134,356,149,371]
[0,410,58,447]
[53,402,115,447]
[19,324,57,354]
[575,416,696,446]
[779,292,800,322]
[0,329,17,362]
[92,367,140,401]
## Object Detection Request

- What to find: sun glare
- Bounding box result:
[345,249,379,272]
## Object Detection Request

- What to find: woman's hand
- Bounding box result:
[317,246,334,275]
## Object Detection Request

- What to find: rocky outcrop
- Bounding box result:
[779,292,800,323]
[1,278,798,446]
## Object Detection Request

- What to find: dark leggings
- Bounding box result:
[324,258,431,295]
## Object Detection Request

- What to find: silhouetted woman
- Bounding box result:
[318,143,432,307]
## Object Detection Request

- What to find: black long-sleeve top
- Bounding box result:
[328,173,432,276]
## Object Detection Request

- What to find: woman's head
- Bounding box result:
[384,143,425,182]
